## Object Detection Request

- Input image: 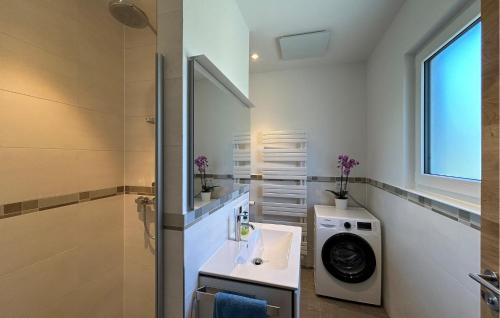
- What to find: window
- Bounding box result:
[413,2,481,204]
[423,20,481,181]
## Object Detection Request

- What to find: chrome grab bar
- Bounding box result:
[195,286,280,317]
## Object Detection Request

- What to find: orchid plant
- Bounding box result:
[194,155,217,193]
[326,154,360,200]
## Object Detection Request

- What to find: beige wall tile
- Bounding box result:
[125,80,156,116]
[0,90,124,150]
[0,248,80,318]
[125,150,155,187]
[0,148,123,204]
[125,44,156,83]
[0,13,123,114]
[38,267,123,318]
[0,33,79,105]
[77,21,123,71]
[76,196,124,285]
[0,1,80,60]
[77,67,124,115]
[0,148,79,203]
[124,260,155,318]
[0,198,124,317]
[77,150,124,192]
[0,204,79,277]
[125,27,157,49]
[125,116,156,151]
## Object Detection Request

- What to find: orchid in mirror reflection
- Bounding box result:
[326,154,360,200]
[194,155,217,194]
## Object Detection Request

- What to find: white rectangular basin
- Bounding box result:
[244,228,293,269]
[199,223,302,290]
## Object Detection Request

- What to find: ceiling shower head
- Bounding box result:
[108,0,156,34]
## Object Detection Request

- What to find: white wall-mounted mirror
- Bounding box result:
[188,56,252,211]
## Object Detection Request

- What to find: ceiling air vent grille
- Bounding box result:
[278,30,330,60]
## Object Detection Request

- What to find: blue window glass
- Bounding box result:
[424,20,481,180]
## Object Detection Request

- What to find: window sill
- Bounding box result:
[405,187,480,216]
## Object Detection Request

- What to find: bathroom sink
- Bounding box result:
[199,223,302,290]
[244,228,293,269]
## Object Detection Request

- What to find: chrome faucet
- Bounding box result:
[135,196,155,206]
[135,196,156,240]
[235,211,255,242]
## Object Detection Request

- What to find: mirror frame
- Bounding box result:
[187,55,254,211]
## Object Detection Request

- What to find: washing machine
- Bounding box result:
[314,205,381,305]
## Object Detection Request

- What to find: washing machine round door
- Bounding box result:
[321,232,376,283]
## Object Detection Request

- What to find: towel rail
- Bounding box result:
[195,286,280,317]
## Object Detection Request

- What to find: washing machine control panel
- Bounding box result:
[318,218,376,231]
[357,222,372,230]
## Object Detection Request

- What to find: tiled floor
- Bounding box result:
[301,268,389,318]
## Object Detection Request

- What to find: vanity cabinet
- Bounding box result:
[198,274,300,318]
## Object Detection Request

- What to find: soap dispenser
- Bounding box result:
[240,210,250,237]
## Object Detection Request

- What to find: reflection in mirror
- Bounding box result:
[190,59,251,210]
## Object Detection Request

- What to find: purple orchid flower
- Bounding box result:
[194,155,208,173]
[194,155,217,193]
[326,154,360,199]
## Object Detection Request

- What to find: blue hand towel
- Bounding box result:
[213,292,267,318]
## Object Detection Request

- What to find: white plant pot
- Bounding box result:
[335,198,348,210]
[201,191,211,201]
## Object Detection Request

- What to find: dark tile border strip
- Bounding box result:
[0,185,156,220]
[125,186,154,195]
[0,181,246,231]
[176,184,251,231]
[365,178,481,231]
[195,174,235,180]
[250,174,366,183]
[2,178,479,232]
[307,176,366,183]
[0,186,123,220]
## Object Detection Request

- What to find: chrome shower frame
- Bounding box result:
[155,53,165,318]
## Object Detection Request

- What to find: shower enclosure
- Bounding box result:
[0,0,161,317]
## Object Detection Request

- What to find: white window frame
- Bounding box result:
[413,1,481,205]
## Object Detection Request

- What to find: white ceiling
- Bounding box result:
[236,0,406,73]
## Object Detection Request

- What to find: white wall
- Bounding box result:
[366,186,480,318]
[184,0,250,95]
[366,0,471,187]
[250,64,367,177]
[183,193,249,317]
[249,64,367,265]
[365,0,481,317]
